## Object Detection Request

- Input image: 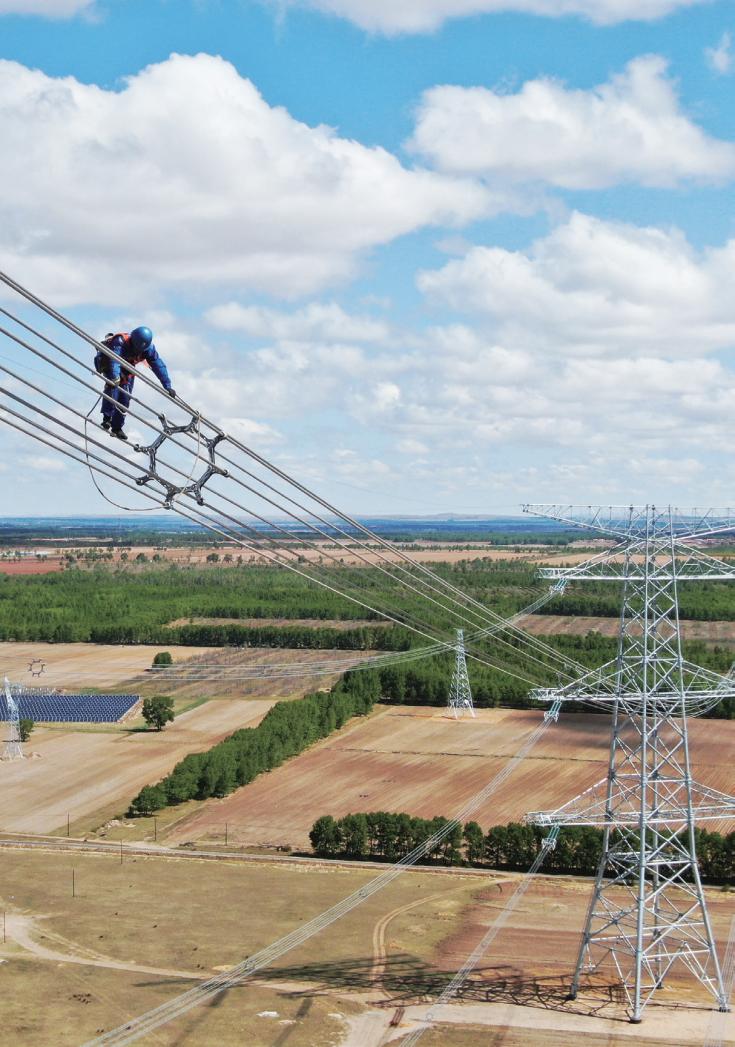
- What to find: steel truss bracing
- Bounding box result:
[448,629,475,718]
[2,677,23,760]
[523,505,735,1023]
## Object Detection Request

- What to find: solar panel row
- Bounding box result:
[0,693,140,723]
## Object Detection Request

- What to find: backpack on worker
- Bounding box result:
[94,333,123,376]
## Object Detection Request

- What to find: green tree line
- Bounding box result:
[0,559,541,642]
[127,669,381,816]
[88,621,412,650]
[3,559,735,646]
[309,812,735,885]
[375,641,735,719]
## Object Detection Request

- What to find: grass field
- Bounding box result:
[163,705,735,850]
[0,847,731,1046]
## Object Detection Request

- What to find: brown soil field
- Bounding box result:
[385,874,735,1045]
[0,699,275,835]
[0,541,610,570]
[0,640,218,689]
[128,646,380,703]
[0,848,731,1046]
[0,641,377,700]
[522,614,735,643]
[0,557,64,575]
[165,707,735,850]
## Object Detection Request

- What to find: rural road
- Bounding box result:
[4,912,204,981]
[0,833,508,877]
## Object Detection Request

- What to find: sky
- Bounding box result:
[1,0,735,516]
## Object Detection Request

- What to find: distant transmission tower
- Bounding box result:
[448,629,475,718]
[523,505,735,1023]
[3,677,24,760]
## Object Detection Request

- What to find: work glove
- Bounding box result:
[167,387,176,399]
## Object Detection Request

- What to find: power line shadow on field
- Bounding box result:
[271,997,313,1047]
[260,955,626,1021]
[129,956,626,1033]
[263,953,440,999]
[467,964,627,1020]
[131,973,236,1046]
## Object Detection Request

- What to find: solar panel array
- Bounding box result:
[0,692,140,723]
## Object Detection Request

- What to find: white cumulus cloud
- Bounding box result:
[207,301,390,343]
[0,0,93,14]
[417,212,735,357]
[21,455,67,472]
[409,56,735,189]
[705,31,733,75]
[0,54,493,306]
[272,0,706,35]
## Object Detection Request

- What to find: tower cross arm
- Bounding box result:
[523,504,735,541]
[535,539,735,583]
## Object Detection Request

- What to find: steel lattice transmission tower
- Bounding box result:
[448,629,475,718]
[3,677,24,760]
[523,505,735,1023]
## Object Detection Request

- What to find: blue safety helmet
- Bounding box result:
[130,326,153,352]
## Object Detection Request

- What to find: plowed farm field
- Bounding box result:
[0,641,377,699]
[166,706,735,850]
[0,557,63,575]
[522,614,735,643]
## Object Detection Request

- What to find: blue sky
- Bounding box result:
[1,0,735,515]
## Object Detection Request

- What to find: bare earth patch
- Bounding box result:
[0,557,64,575]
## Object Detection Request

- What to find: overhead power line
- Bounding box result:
[0,271,585,686]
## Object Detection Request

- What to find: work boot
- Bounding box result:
[111,428,128,442]
[101,419,111,431]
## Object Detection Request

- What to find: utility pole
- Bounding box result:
[523,504,735,1023]
[447,630,475,719]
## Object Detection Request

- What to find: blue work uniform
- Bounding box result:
[98,333,172,432]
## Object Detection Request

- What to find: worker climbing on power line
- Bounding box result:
[94,327,176,441]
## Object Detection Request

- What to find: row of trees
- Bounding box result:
[373,640,735,719]
[0,558,568,644]
[309,812,735,885]
[127,669,382,816]
[543,580,735,622]
[87,621,412,651]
